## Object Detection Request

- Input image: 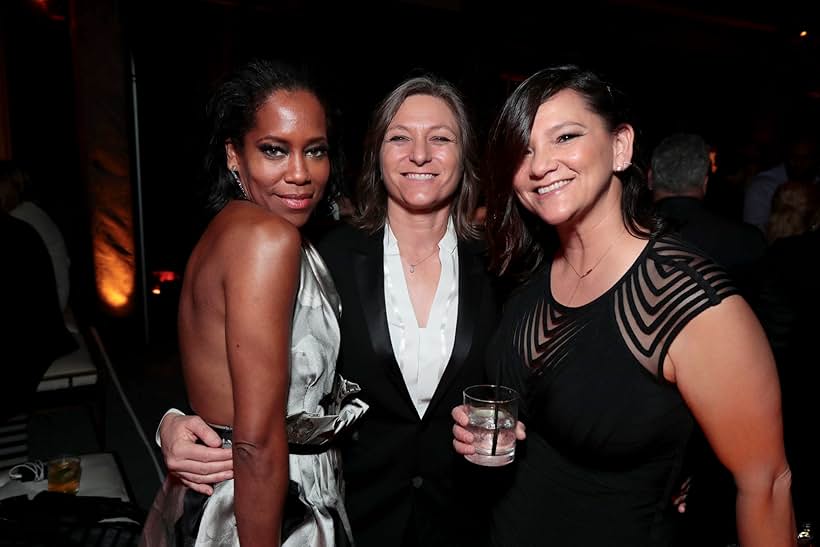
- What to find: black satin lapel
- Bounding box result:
[424,243,482,418]
[353,238,418,414]
[354,249,393,365]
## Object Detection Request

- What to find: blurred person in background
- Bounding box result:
[0,160,71,316]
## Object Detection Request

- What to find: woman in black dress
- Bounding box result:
[453,65,794,547]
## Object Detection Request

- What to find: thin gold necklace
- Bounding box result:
[563,239,618,279]
[404,245,440,273]
[562,232,622,304]
[390,220,446,274]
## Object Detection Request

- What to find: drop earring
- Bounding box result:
[231,169,249,200]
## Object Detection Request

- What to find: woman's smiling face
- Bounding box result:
[380,94,463,215]
[513,88,632,228]
[226,89,330,228]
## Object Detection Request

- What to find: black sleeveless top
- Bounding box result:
[488,236,739,547]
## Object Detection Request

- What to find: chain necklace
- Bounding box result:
[563,239,618,279]
[390,221,446,274]
[404,245,440,273]
[562,231,623,304]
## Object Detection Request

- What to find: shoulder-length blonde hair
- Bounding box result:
[767,181,820,242]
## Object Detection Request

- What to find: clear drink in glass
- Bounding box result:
[463,385,519,467]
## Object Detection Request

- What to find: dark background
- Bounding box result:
[2,0,819,337]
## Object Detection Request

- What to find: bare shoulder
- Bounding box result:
[213,201,302,265]
[665,293,769,383]
[679,294,758,338]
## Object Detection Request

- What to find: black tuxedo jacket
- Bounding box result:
[316,222,501,547]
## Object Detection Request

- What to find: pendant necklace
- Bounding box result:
[405,246,440,273]
[384,251,457,385]
[563,231,622,304]
[564,241,617,279]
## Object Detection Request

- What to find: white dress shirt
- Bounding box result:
[383,219,459,418]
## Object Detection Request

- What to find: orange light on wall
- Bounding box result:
[90,161,135,316]
[73,0,134,318]
[93,207,135,314]
[799,30,808,38]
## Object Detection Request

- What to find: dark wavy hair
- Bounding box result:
[352,74,481,240]
[203,58,343,216]
[485,64,660,277]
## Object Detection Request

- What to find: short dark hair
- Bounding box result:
[203,58,342,215]
[650,133,711,194]
[485,64,659,277]
[352,74,481,240]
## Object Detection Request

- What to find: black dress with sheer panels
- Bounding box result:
[487,236,739,547]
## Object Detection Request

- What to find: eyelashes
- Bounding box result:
[306,145,329,158]
[556,133,581,143]
[260,144,287,158]
[258,143,329,159]
[384,134,457,144]
[524,132,583,154]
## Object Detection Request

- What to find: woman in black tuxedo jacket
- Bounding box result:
[158,74,502,547]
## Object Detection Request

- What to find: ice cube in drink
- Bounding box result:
[465,407,516,467]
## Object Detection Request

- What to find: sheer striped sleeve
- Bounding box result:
[614,237,739,380]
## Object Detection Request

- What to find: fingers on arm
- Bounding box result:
[165,445,234,473]
[182,415,226,448]
[177,468,234,489]
[166,444,233,490]
[161,413,234,474]
[179,478,215,496]
[160,414,222,462]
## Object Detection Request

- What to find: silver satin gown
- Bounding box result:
[140,241,368,547]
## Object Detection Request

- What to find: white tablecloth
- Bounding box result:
[0,452,129,501]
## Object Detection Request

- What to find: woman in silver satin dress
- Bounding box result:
[140,59,366,547]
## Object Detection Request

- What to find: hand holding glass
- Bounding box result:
[463,385,519,467]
